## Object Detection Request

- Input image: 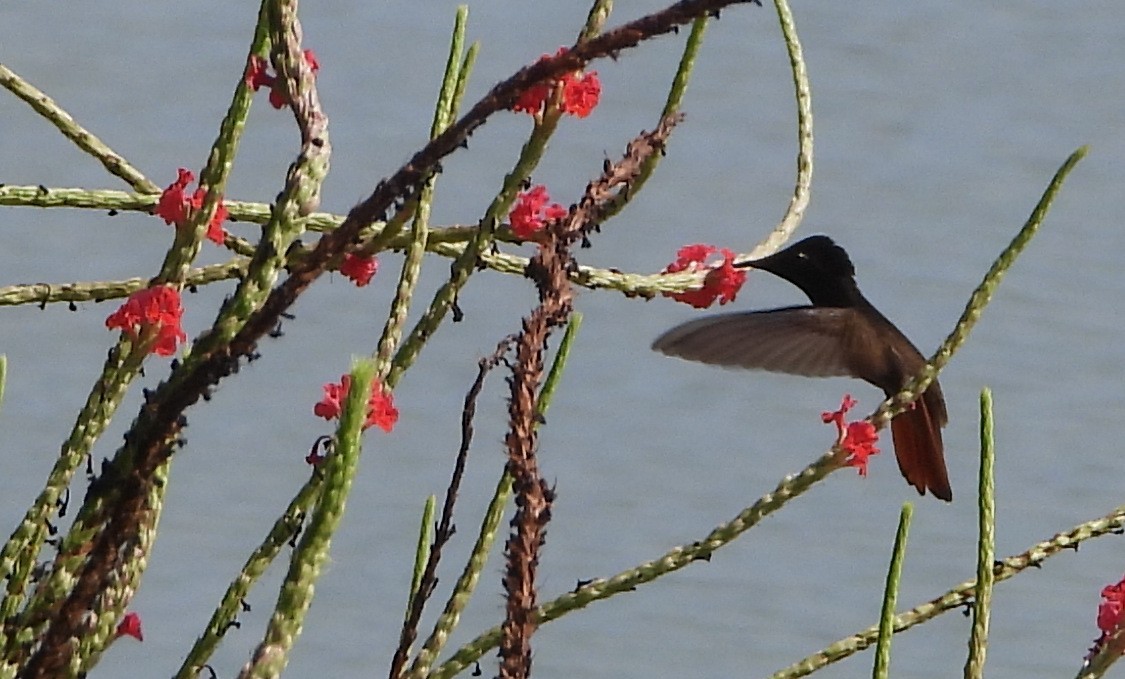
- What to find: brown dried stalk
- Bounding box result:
[389,336,517,679]
[498,115,681,679]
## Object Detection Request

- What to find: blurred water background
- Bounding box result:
[1,1,1124,677]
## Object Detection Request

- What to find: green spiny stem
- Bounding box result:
[0,184,752,304]
[405,496,437,626]
[0,259,248,308]
[174,475,325,679]
[239,360,377,679]
[598,15,707,224]
[190,0,329,355]
[578,0,612,42]
[755,0,813,256]
[384,81,561,390]
[156,1,270,286]
[873,504,912,679]
[964,389,995,679]
[429,447,841,679]
[772,503,1125,679]
[0,344,143,661]
[871,146,1088,430]
[376,5,471,376]
[0,64,159,194]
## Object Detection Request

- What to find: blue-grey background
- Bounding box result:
[2,2,1123,677]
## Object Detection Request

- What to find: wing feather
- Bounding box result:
[651,307,860,379]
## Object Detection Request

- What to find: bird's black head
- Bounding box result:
[737,235,861,307]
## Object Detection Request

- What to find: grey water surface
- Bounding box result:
[1,2,1123,677]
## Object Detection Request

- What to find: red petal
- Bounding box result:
[561,71,601,118]
[116,612,143,642]
[245,55,273,90]
[366,384,399,433]
[303,49,320,74]
[341,254,378,287]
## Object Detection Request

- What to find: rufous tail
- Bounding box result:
[889,393,952,501]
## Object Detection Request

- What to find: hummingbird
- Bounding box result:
[652,235,951,500]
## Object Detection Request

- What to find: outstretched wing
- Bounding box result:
[651,306,860,378]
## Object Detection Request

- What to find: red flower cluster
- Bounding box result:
[105,285,188,357]
[115,612,143,642]
[1088,573,1125,660]
[509,185,567,240]
[154,168,228,245]
[245,49,320,109]
[821,394,880,476]
[512,48,601,119]
[661,244,748,309]
[314,374,399,433]
[559,70,601,118]
[340,253,378,287]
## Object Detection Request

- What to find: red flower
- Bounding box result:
[509,185,567,240]
[154,168,194,226]
[314,378,347,421]
[246,50,320,109]
[1088,574,1125,660]
[821,394,880,475]
[115,612,143,642]
[314,374,399,433]
[841,422,879,475]
[512,82,552,116]
[154,168,228,245]
[105,285,188,357]
[366,385,400,433]
[340,253,378,287]
[303,50,321,73]
[511,48,601,118]
[192,188,229,245]
[245,55,273,91]
[661,244,748,309]
[560,70,601,118]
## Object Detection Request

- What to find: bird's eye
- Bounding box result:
[797,252,808,260]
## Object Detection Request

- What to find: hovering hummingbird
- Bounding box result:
[652,235,951,501]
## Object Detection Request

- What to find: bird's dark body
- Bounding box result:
[652,235,951,501]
